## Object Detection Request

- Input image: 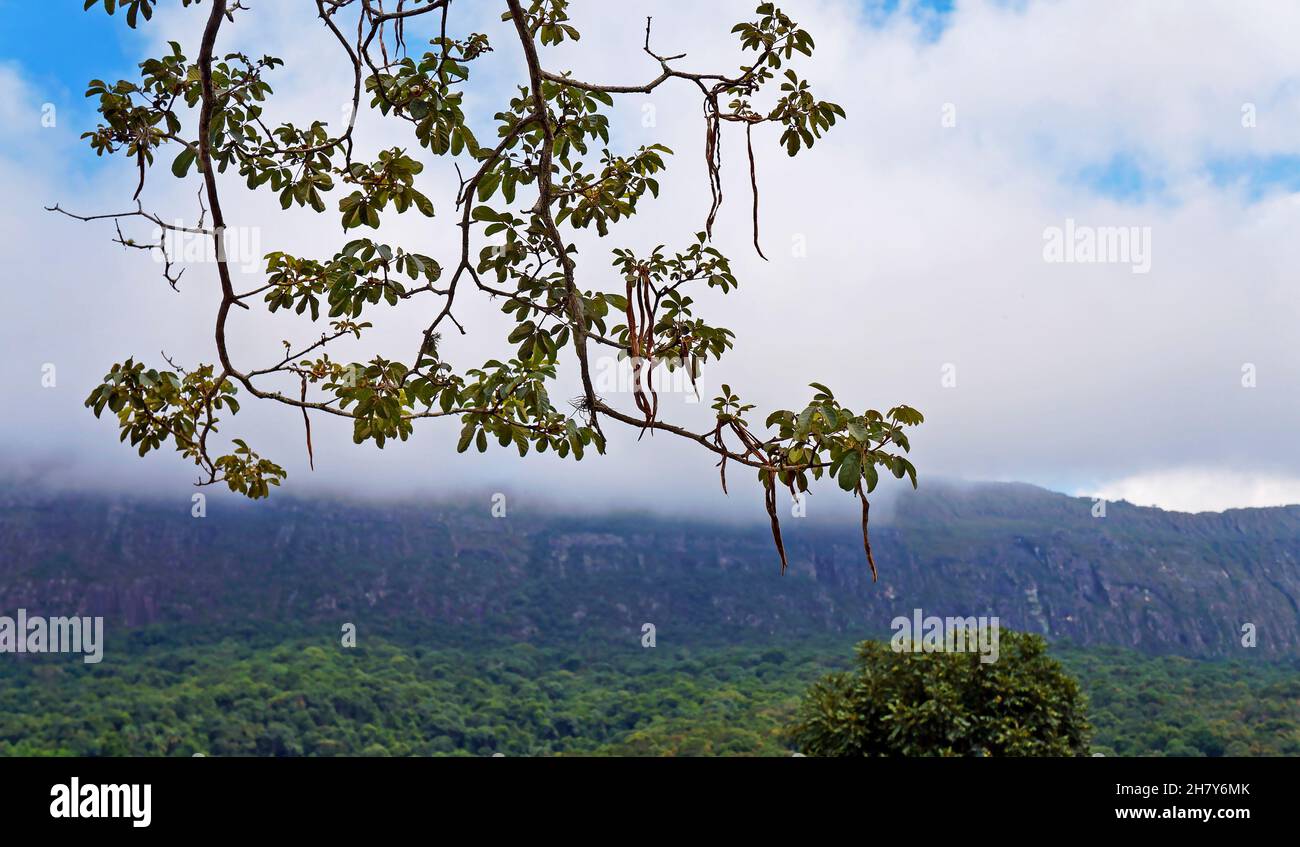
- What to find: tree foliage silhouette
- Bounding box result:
[56,0,922,574]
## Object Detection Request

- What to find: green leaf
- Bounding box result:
[477,171,502,202]
[837,450,861,491]
[171,144,196,178]
[508,321,536,344]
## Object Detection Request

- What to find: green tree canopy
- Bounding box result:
[788,631,1092,756]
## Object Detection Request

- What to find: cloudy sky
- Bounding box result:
[2,0,1299,517]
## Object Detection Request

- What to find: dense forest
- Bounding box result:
[3,485,1298,756]
[1,626,1296,756]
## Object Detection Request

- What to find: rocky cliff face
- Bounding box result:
[1,482,1297,656]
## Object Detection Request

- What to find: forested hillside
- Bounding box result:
[2,482,1297,756]
[1,481,1297,656]
[2,627,1297,756]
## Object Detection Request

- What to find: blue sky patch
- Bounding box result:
[1205,154,1300,201]
[862,0,956,41]
[1074,153,1167,204]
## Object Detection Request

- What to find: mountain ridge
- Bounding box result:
[1,480,1297,657]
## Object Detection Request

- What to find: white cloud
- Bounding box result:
[4,0,1300,515]
[1087,469,1300,513]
